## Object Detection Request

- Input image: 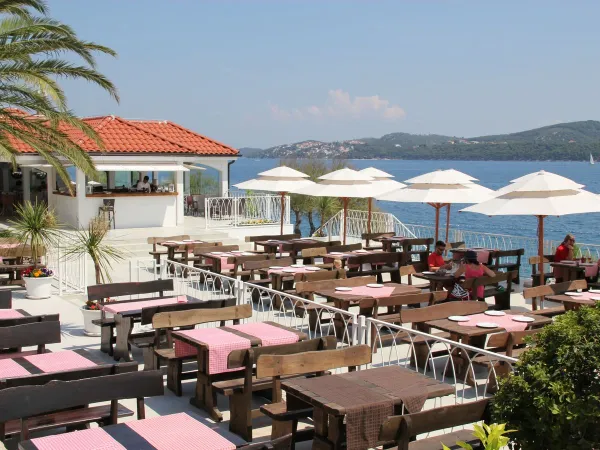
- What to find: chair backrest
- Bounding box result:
[152,303,252,329]
[379,399,490,449]
[0,290,11,309]
[450,241,466,249]
[529,254,555,276]
[256,345,372,378]
[400,301,488,324]
[346,252,401,269]
[295,275,377,297]
[245,234,300,243]
[231,254,274,276]
[194,244,239,255]
[0,371,164,425]
[87,279,173,302]
[462,271,516,301]
[300,247,327,259]
[0,313,59,328]
[486,328,542,355]
[326,243,363,253]
[293,268,346,283]
[146,235,191,251]
[141,297,237,325]
[358,291,447,317]
[361,232,394,246]
[0,321,61,352]
[244,257,294,272]
[523,279,587,300]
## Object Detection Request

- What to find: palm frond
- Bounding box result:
[0,0,47,17]
[7,201,59,262]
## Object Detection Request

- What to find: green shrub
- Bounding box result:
[442,423,513,450]
[493,303,600,449]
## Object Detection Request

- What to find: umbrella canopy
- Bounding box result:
[461,170,600,289]
[233,165,315,234]
[87,181,101,186]
[293,168,392,244]
[359,167,406,234]
[377,169,495,242]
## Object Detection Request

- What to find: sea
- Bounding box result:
[230,159,600,245]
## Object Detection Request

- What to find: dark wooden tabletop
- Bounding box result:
[282,365,454,416]
[159,240,206,248]
[425,310,551,338]
[316,283,421,304]
[414,272,456,283]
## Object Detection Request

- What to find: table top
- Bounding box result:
[159,240,206,248]
[374,236,409,242]
[0,349,109,384]
[20,412,236,450]
[101,295,197,317]
[316,283,421,304]
[323,250,381,260]
[425,310,551,338]
[282,365,453,416]
[196,251,257,260]
[550,261,594,270]
[546,291,600,306]
[0,309,29,321]
[414,272,456,282]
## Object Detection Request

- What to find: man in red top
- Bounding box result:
[553,233,575,281]
[428,240,452,271]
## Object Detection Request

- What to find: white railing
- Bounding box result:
[47,236,87,295]
[205,194,291,229]
[313,209,416,242]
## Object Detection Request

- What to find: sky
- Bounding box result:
[49,0,600,149]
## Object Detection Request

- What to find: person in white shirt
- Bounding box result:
[136,176,151,192]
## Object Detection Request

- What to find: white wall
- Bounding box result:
[50,193,78,228]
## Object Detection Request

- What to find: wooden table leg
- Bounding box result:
[100,325,113,355]
[189,349,223,421]
[112,315,133,362]
[312,407,332,450]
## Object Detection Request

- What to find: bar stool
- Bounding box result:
[99,199,115,229]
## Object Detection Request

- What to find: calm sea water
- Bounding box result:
[230,159,600,245]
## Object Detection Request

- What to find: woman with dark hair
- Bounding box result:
[453,250,495,300]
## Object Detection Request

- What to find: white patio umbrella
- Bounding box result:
[461,170,600,287]
[87,180,101,186]
[233,166,315,235]
[377,169,495,242]
[292,168,393,244]
[358,167,406,234]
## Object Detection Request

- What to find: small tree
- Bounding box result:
[65,217,125,284]
[8,201,59,266]
[493,303,600,450]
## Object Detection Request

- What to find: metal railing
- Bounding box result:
[47,235,87,295]
[313,209,416,241]
[205,194,291,229]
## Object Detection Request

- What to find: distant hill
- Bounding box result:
[238,147,264,157]
[257,120,600,161]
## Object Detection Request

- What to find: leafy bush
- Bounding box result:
[442,423,513,450]
[493,303,600,449]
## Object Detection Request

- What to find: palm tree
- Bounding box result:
[0,0,119,187]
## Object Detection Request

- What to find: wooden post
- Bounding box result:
[445,203,451,244]
[280,192,285,235]
[342,198,349,245]
[538,215,546,289]
[434,204,440,242]
[367,197,372,235]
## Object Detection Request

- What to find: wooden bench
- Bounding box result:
[489,249,524,284]
[362,232,393,251]
[246,233,300,251]
[524,279,587,314]
[147,235,189,264]
[529,254,555,287]
[462,270,517,310]
[171,241,223,266]
[399,301,488,368]
[326,242,363,253]
[231,254,275,280]
[216,336,338,441]
[153,304,253,396]
[0,370,163,442]
[244,257,294,302]
[346,252,403,283]
[88,279,174,356]
[400,265,430,290]
[378,398,491,450]
[240,434,293,450]
[0,321,61,355]
[395,237,434,267]
[258,345,372,447]
[300,247,329,267]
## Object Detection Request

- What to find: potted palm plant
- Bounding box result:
[65,217,124,336]
[8,202,59,299]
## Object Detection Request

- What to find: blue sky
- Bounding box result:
[50,0,600,149]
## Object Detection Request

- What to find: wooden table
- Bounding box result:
[196,250,257,274]
[550,261,598,282]
[159,240,206,265]
[172,321,307,421]
[259,265,331,291]
[322,250,381,267]
[414,271,456,291]
[0,348,136,389]
[0,308,30,326]
[282,365,454,450]
[255,238,321,255]
[316,282,420,311]
[546,291,600,310]
[375,236,410,252]
[19,412,238,450]
[102,295,202,362]
[450,248,493,264]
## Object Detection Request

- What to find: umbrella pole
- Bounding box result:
[538,215,546,290]
[445,204,451,243]
[343,198,349,245]
[367,197,372,235]
[280,192,285,235]
[434,204,440,242]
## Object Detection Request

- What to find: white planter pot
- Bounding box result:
[81,307,102,337]
[24,276,53,299]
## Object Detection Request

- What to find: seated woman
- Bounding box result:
[553,233,575,282]
[453,250,495,300]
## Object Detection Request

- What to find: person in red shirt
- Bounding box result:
[553,233,575,281]
[428,240,452,271]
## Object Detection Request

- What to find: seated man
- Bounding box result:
[553,233,575,282]
[136,175,151,192]
[428,240,453,271]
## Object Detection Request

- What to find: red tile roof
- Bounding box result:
[9,114,238,156]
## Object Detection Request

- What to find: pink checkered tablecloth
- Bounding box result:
[101,295,187,314]
[568,291,600,301]
[458,313,529,332]
[267,266,317,275]
[25,350,96,373]
[0,350,38,361]
[338,285,396,299]
[29,413,235,450]
[174,322,300,374]
[218,253,236,270]
[0,309,23,319]
[0,358,31,378]
[174,327,251,374]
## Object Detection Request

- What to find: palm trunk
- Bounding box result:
[293,209,302,235]
[307,211,317,236]
[93,259,102,284]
